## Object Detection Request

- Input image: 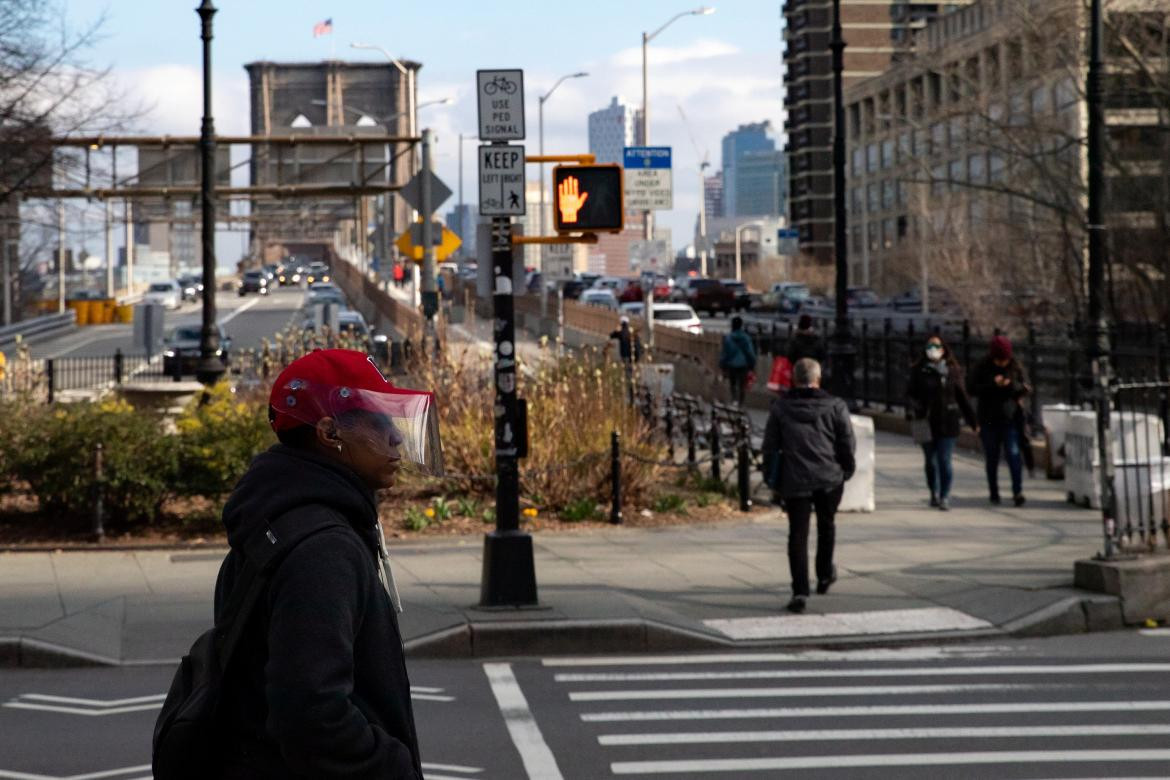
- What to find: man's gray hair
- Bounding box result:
[793,358,822,388]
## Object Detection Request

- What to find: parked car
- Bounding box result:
[719,279,756,312]
[237,270,269,296]
[305,262,331,284]
[890,285,960,314]
[144,280,183,310]
[162,323,231,376]
[648,303,703,335]
[580,288,619,310]
[685,278,737,317]
[846,286,883,308]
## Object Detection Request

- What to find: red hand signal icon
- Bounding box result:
[557,175,589,224]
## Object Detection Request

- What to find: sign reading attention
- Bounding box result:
[623,146,673,211]
[476,69,525,141]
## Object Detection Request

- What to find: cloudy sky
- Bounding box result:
[63,0,784,258]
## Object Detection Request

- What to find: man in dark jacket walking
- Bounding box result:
[213,350,433,779]
[967,335,1030,506]
[762,358,856,614]
[720,316,758,405]
[787,314,824,364]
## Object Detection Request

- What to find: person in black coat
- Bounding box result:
[906,335,977,511]
[787,314,825,364]
[967,335,1031,506]
[214,350,425,779]
[762,358,856,614]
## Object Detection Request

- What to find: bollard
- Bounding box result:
[860,320,870,408]
[172,348,183,382]
[710,415,721,485]
[114,349,124,385]
[45,359,54,404]
[882,319,893,412]
[610,430,623,525]
[685,402,697,470]
[93,443,105,542]
[737,435,751,512]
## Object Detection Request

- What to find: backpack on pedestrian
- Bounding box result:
[152,512,344,780]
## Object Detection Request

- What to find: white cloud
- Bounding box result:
[120,64,251,136]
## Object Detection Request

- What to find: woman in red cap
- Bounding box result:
[968,334,1030,506]
[210,349,439,779]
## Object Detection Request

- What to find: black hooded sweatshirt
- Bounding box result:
[214,444,422,779]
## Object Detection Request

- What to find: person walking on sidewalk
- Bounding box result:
[787,314,824,364]
[968,334,1031,506]
[762,358,856,614]
[209,350,440,779]
[720,316,758,406]
[907,335,977,511]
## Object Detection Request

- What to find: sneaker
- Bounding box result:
[816,565,838,595]
[786,596,807,614]
[1013,493,1026,507]
[938,497,950,511]
[929,494,939,508]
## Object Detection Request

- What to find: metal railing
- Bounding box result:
[1104,380,1170,553]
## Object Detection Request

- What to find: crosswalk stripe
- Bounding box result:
[598,724,1170,745]
[555,663,1170,683]
[581,700,1170,722]
[14,694,166,708]
[483,663,564,780]
[609,750,1170,774]
[543,647,1014,667]
[569,683,1028,702]
[1,702,163,717]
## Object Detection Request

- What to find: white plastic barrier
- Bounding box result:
[840,414,875,513]
[1041,403,1079,479]
[1065,411,1165,508]
[1114,457,1170,532]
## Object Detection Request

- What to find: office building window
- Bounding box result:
[882,139,895,168]
[930,122,947,154]
[899,131,914,159]
[867,220,880,251]
[931,163,946,197]
[883,218,895,249]
[852,147,864,176]
[866,143,879,172]
[989,152,1006,182]
[968,153,986,184]
[882,179,896,209]
[1031,85,1050,115]
[867,182,880,211]
[949,158,965,188]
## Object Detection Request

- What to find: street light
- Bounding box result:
[310,97,451,127]
[195,0,224,387]
[350,42,416,146]
[828,0,855,405]
[734,221,764,282]
[641,6,715,241]
[538,71,588,314]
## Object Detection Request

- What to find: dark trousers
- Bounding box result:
[922,436,957,500]
[980,422,1023,499]
[727,367,749,405]
[785,485,844,597]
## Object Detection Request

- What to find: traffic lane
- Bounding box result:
[27,291,303,359]
[0,660,519,780]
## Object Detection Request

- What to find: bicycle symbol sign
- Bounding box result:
[477,69,525,141]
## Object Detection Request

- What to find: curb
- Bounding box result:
[1,592,1128,668]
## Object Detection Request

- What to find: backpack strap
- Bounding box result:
[213,511,348,666]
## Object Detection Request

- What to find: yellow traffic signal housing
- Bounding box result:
[552,164,624,234]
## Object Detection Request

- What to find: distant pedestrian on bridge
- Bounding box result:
[720,316,757,406]
[907,334,977,511]
[393,262,405,288]
[762,358,856,614]
[968,334,1030,506]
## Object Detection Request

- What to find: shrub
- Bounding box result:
[560,498,602,522]
[652,494,687,514]
[173,382,274,498]
[7,398,176,526]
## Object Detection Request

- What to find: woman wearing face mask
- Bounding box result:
[907,335,977,510]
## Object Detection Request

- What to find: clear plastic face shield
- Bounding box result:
[328,387,444,477]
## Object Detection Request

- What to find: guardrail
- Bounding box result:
[0,311,77,349]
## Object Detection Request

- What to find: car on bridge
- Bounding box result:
[719,279,757,312]
[305,262,331,285]
[620,302,703,335]
[162,324,232,376]
[176,273,203,302]
[580,288,619,310]
[144,280,183,310]
[306,284,346,309]
[277,261,307,286]
[237,270,270,296]
[679,278,736,317]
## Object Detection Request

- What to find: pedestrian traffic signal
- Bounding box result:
[552,164,624,233]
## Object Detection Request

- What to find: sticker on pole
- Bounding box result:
[479,144,526,216]
[477,69,525,141]
[623,146,672,211]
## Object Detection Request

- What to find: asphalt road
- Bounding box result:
[28,288,307,361]
[5,631,1170,779]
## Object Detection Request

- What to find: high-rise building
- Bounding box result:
[721,122,775,217]
[704,171,725,220]
[445,204,476,260]
[736,150,789,218]
[783,1,969,262]
[587,96,644,166]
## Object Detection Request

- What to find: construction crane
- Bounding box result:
[677,105,710,276]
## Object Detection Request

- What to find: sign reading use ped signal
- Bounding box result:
[623,146,672,210]
[477,69,525,141]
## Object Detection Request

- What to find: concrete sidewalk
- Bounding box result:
[0,431,1121,667]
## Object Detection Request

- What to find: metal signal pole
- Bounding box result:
[195,0,224,386]
[828,0,855,404]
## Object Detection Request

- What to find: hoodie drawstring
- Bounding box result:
[374,522,403,613]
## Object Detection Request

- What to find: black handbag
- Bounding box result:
[152,512,343,779]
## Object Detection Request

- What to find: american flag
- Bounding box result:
[312,18,333,37]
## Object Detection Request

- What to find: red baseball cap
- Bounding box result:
[268,349,442,474]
